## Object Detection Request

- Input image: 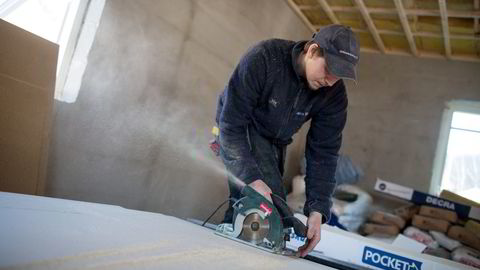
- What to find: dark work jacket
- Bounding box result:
[215,39,348,222]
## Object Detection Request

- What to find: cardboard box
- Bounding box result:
[374,178,480,221]
[0,19,58,195]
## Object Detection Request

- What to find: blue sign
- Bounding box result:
[362,247,422,270]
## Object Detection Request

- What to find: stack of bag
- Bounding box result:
[360,210,406,238]
[355,187,480,268]
[388,195,480,268]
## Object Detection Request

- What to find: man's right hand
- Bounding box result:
[249,180,272,202]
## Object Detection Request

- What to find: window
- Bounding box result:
[0,0,105,103]
[430,100,480,203]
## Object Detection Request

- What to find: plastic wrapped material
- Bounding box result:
[331,184,372,232]
[300,155,364,185]
[452,246,480,269]
[404,226,439,249]
[338,214,367,232]
[332,184,372,216]
[430,231,462,251]
[423,247,451,259]
[287,178,372,232]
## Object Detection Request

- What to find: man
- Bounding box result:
[213,24,359,257]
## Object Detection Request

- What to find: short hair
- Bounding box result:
[303,40,324,57]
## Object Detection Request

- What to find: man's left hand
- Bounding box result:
[297,211,323,257]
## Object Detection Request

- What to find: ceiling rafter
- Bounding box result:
[475,0,479,33]
[358,28,480,40]
[312,26,480,40]
[438,0,451,59]
[361,47,480,62]
[298,5,480,18]
[287,0,480,62]
[393,0,418,56]
[286,0,316,32]
[353,0,386,53]
[315,0,339,24]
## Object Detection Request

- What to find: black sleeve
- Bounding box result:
[218,44,268,183]
[303,80,348,222]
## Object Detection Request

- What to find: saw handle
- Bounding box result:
[271,193,307,237]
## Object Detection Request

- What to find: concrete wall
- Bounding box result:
[341,54,480,198]
[46,0,311,221]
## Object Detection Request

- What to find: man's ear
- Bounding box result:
[306,43,319,59]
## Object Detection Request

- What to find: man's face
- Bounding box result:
[304,47,339,90]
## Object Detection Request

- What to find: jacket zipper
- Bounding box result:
[275,88,303,138]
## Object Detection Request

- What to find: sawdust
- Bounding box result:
[5,242,171,270]
[7,241,321,270]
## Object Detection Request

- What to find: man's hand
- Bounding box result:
[248,179,272,202]
[297,211,322,257]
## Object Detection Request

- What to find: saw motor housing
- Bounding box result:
[216,185,307,253]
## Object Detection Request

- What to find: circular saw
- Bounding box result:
[215,185,307,254]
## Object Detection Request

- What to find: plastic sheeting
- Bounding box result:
[300,155,364,186]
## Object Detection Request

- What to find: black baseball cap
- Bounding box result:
[312,24,360,82]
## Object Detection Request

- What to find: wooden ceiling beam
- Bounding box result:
[298,5,480,18]
[360,47,480,62]
[475,0,479,33]
[315,0,339,24]
[393,0,418,56]
[312,26,480,40]
[438,0,452,59]
[353,0,386,53]
[288,0,479,62]
[415,32,480,40]
[285,0,316,33]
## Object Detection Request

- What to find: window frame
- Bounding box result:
[54,0,89,101]
[430,100,480,196]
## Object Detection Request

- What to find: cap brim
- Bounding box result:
[325,52,357,82]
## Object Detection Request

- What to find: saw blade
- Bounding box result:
[239,212,269,244]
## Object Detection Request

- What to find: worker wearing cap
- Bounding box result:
[213,24,360,256]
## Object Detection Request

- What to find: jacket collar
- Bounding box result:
[291,40,307,81]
